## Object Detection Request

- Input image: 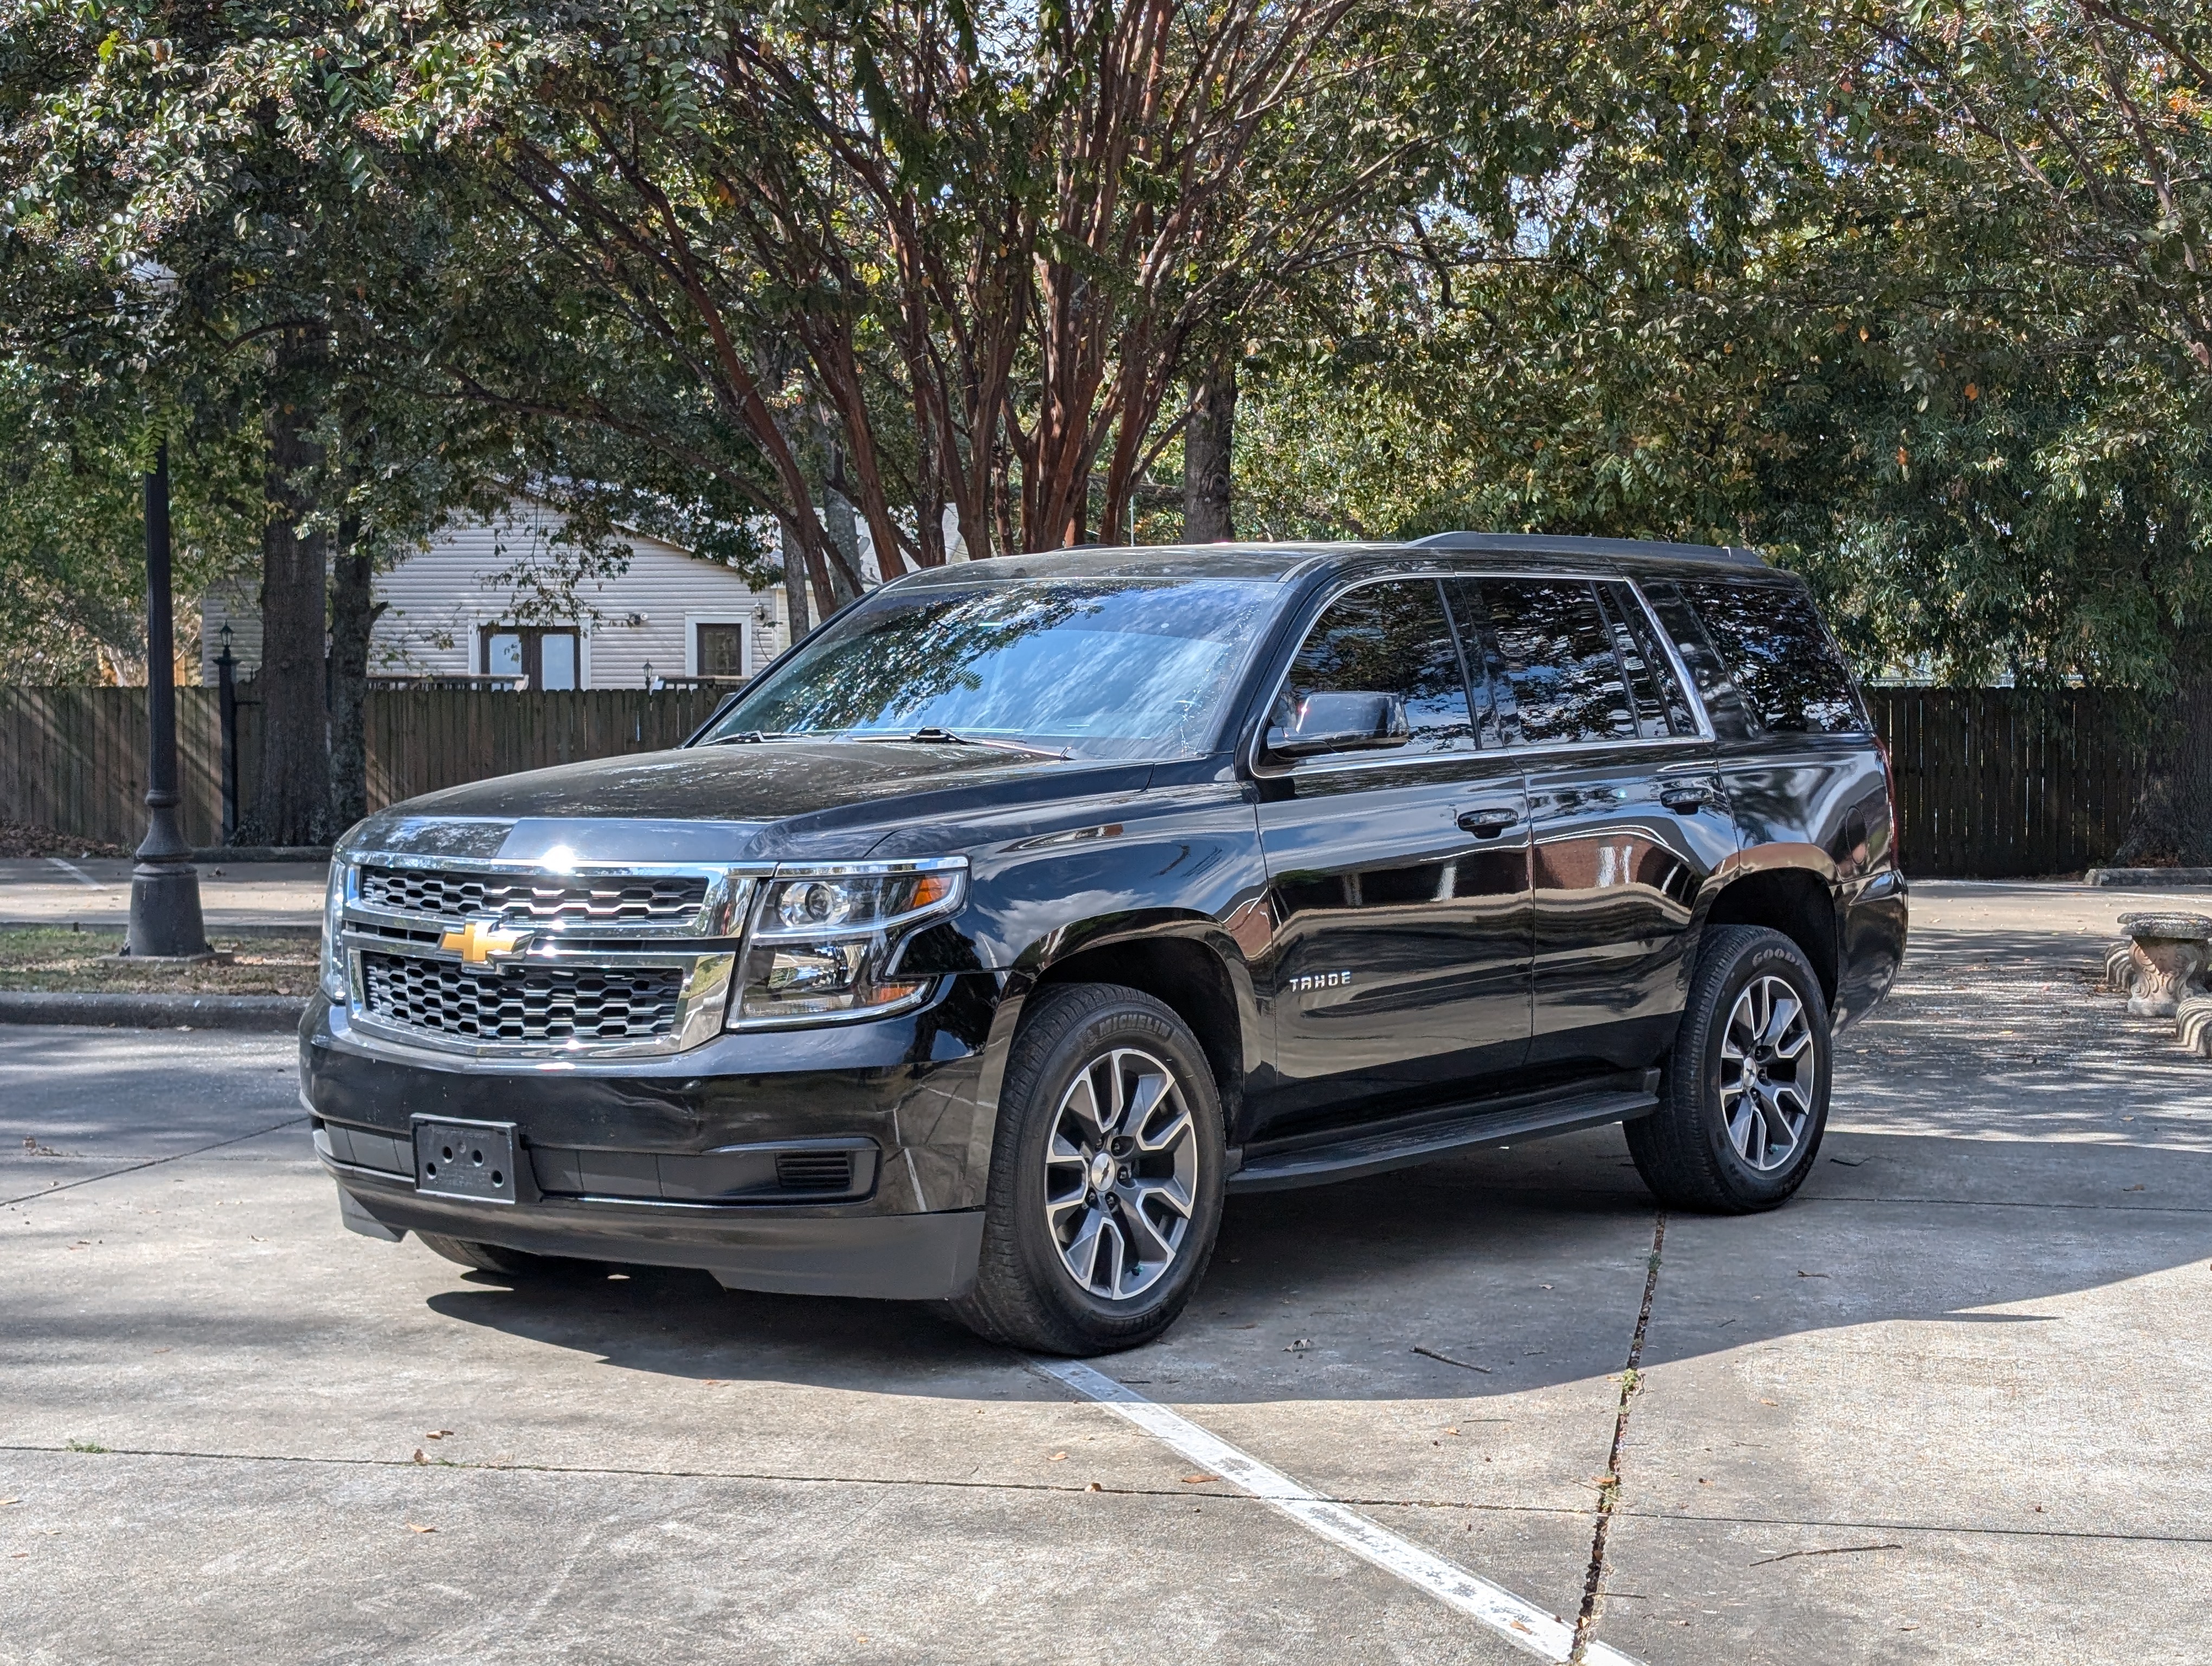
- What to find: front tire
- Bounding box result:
[1626,925,1832,1212]
[950,983,1226,1355]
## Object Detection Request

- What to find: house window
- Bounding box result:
[481,625,581,690]
[694,622,750,680]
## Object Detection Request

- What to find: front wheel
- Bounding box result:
[950,983,1226,1355]
[1626,925,1832,1212]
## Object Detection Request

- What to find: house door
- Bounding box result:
[481,626,581,689]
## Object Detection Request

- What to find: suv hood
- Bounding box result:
[342,740,1153,864]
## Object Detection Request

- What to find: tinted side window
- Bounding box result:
[1599,583,1695,738]
[1463,579,1634,746]
[1680,580,1866,734]
[1277,579,1474,754]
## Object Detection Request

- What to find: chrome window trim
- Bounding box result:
[1617,579,1717,742]
[1245,568,1718,782]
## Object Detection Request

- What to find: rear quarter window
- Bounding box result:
[1678,580,1867,735]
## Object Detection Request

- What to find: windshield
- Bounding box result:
[699,576,1281,760]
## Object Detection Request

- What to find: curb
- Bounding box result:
[0,992,307,1031]
[0,919,320,939]
[192,847,333,863]
[2086,868,2212,887]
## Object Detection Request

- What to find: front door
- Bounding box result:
[1450,576,1734,1078]
[1251,576,1533,1138]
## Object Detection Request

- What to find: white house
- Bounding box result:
[200,497,785,689]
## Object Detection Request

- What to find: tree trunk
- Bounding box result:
[2114,678,2212,866]
[326,529,382,836]
[824,489,864,606]
[780,520,812,646]
[246,335,330,845]
[1183,347,1238,542]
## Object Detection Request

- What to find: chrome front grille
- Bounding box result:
[361,952,688,1045]
[357,865,709,927]
[338,854,755,1057]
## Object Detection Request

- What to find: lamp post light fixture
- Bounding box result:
[642,659,656,690]
[126,439,213,960]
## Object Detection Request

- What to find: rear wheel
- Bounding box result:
[950,983,1225,1355]
[1626,925,1832,1212]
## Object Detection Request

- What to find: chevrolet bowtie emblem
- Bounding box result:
[440,920,532,964]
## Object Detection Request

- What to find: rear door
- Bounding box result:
[1252,576,1533,1136]
[1449,575,1735,1077]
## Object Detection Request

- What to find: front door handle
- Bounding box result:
[1457,806,1521,837]
[1659,783,1714,812]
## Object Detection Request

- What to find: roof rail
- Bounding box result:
[1407,531,1766,568]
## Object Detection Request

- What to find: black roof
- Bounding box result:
[905,533,1766,587]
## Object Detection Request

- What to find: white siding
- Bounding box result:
[198,498,784,688]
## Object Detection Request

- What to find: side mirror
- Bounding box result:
[1266,690,1411,759]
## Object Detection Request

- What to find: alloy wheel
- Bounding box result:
[1043,1046,1199,1302]
[1719,975,1817,1171]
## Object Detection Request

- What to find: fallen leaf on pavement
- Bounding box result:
[1180,1474,1218,1485]
[411,1450,427,1465]
[1048,1451,1068,1462]
[423,1431,452,1440]
[1085,1482,1102,1492]
[406,1523,436,1534]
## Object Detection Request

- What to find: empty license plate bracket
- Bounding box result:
[413,1117,520,1204]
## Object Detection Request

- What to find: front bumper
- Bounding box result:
[303,972,1007,1300]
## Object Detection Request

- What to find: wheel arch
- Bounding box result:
[1024,918,1256,1132]
[1699,866,1840,1006]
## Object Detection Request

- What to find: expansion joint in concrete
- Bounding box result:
[0,1116,308,1209]
[1571,1210,1666,1664]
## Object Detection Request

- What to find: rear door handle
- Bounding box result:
[1659,783,1713,812]
[1457,806,1521,837]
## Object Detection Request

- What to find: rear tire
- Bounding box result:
[1626,925,1832,1213]
[950,983,1226,1355]
[415,1233,578,1278]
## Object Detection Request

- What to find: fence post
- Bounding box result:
[216,630,239,843]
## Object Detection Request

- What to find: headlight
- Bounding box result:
[318,857,351,1002]
[728,859,966,1028]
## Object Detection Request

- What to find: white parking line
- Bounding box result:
[1036,1357,1642,1665]
[45,857,106,890]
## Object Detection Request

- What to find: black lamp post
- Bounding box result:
[126,439,211,959]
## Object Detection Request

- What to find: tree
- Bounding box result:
[342,0,1468,586]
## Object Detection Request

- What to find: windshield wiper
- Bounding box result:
[706,729,802,746]
[893,726,1069,759]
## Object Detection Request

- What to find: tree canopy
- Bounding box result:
[3,0,2210,849]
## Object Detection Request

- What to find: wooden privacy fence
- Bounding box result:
[0,685,728,850]
[2,683,2199,876]
[1860,688,2160,879]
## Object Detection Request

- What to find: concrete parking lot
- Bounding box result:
[4,881,2210,1664]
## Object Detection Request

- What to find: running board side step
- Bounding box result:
[1226,1085,1658,1194]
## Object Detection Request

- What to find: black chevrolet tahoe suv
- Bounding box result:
[306,534,1908,1354]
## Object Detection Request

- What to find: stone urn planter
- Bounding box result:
[2118,912,2212,1020]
